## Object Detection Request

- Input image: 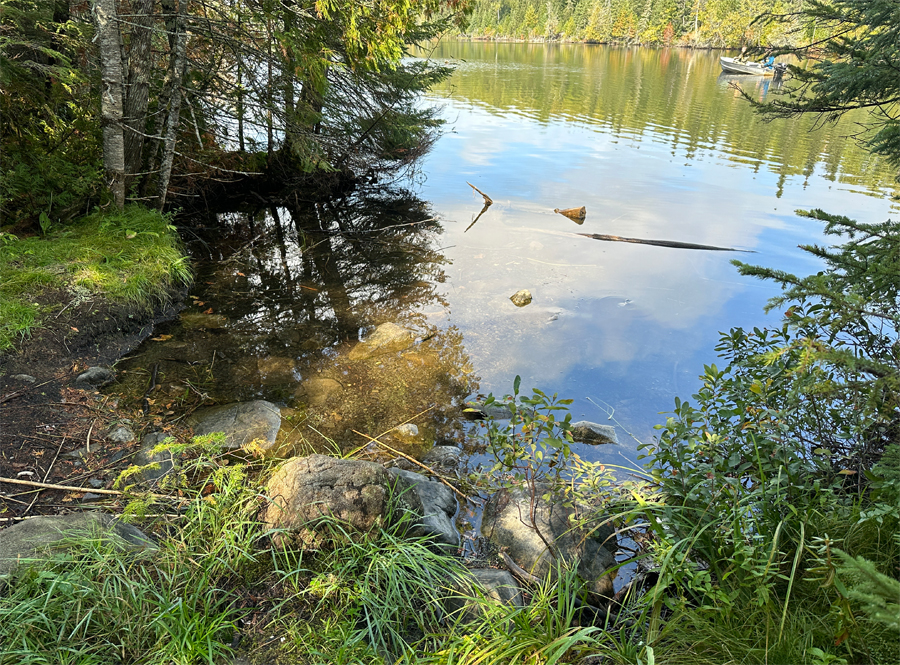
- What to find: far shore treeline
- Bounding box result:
[461,0,821,47]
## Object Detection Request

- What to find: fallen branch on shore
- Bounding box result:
[351,429,469,502]
[0,476,169,500]
[578,233,754,252]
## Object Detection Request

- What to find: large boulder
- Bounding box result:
[481,486,617,603]
[263,454,423,548]
[388,468,459,549]
[188,400,282,453]
[0,513,155,576]
[348,323,416,361]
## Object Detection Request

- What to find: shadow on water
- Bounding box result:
[113,186,479,458]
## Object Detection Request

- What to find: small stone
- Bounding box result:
[107,425,135,444]
[570,421,618,445]
[510,289,532,307]
[88,478,105,489]
[348,322,416,361]
[81,493,103,502]
[421,445,462,468]
[75,367,116,389]
[11,374,36,383]
[393,424,419,440]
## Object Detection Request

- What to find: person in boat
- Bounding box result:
[738,46,747,62]
[765,55,775,68]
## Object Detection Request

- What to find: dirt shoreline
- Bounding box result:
[0,289,186,524]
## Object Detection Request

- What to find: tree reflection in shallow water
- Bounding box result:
[114,187,478,456]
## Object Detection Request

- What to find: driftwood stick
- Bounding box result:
[501,551,541,584]
[351,429,469,502]
[466,182,493,205]
[0,476,169,499]
[0,379,56,405]
[578,233,754,253]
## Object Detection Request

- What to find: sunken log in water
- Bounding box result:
[578,232,753,252]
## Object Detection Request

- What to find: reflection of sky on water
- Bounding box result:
[415,46,897,465]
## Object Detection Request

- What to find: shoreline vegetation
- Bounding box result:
[448,0,815,49]
[2,0,899,663]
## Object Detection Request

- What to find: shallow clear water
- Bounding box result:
[116,43,897,473]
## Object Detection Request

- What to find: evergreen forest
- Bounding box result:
[462,0,818,47]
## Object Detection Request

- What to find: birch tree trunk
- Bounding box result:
[123,0,156,189]
[93,0,126,209]
[156,0,188,211]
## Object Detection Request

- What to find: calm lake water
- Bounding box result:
[409,42,898,468]
[116,44,898,474]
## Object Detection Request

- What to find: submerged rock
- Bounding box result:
[571,421,618,445]
[180,313,228,329]
[509,289,532,307]
[0,513,155,576]
[295,377,343,406]
[348,322,416,361]
[388,468,459,548]
[188,400,282,453]
[481,486,617,604]
[263,454,423,548]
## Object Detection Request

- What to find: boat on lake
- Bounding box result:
[719,56,786,77]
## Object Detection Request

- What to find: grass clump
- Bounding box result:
[0,204,190,351]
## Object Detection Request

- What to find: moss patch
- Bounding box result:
[0,205,191,351]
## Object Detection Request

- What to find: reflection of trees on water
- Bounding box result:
[116,187,478,454]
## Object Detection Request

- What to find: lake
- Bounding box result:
[410,41,898,468]
[114,43,898,473]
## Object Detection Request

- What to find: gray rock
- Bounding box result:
[135,431,176,484]
[421,445,462,468]
[75,366,116,389]
[446,568,524,622]
[510,289,532,307]
[81,493,103,502]
[571,421,618,445]
[11,374,36,383]
[88,478,105,489]
[481,486,617,604]
[388,468,459,548]
[189,400,282,453]
[0,513,155,576]
[107,425,136,444]
[264,454,423,548]
[392,423,420,441]
[348,322,416,361]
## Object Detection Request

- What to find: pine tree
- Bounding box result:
[755,0,900,171]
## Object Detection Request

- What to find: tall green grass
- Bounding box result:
[0,205,190,350]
